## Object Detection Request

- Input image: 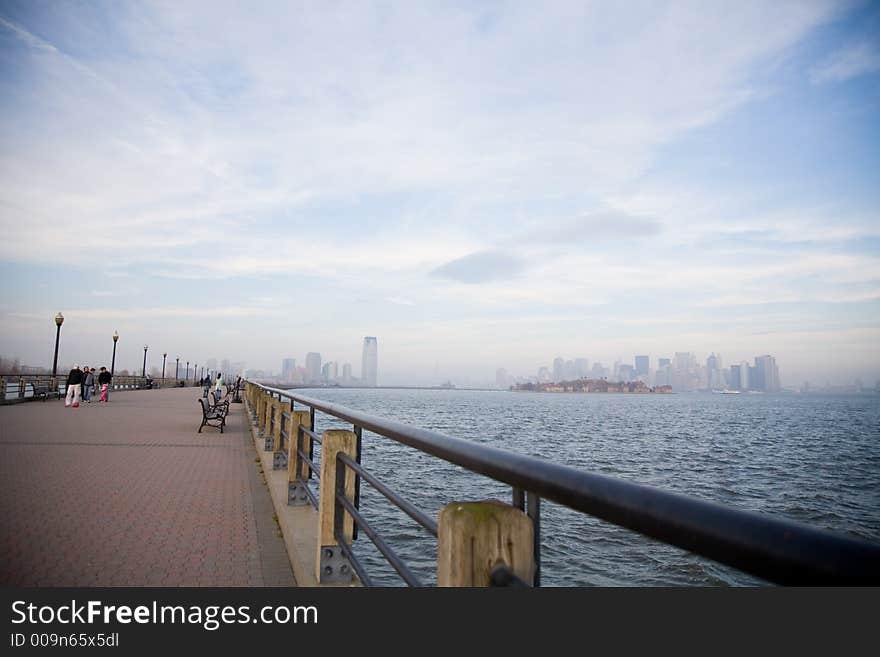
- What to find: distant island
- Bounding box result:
[513,379,673,393]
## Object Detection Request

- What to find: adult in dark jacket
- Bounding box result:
[82,367,95,403]
[65,365,83,407]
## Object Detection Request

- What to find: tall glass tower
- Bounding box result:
[361,337,378,387]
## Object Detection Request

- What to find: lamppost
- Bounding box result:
[111,330,119,376]
[194,364,198,383]
[142,345,148,378]
[162,353,167,380]
[175,357,179,380]
[52,312,64,377]
[186,361,190,383]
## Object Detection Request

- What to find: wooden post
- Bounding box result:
[437,500,534,587]
[316,429,357,584]
[287,410,313,505]
[258,391,269,433]
[271,400,286,466]
[264,398,280,451]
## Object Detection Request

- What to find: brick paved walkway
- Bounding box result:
[0,388,295,586]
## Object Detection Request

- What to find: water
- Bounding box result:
[289,388,880,586]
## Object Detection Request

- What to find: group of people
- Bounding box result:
[65,365,112,407]
[201,373,224,401]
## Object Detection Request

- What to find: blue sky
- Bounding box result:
[1,1,878,386]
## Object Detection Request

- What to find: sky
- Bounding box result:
[0,1,878,387]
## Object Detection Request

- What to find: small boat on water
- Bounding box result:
[714,389,741,394]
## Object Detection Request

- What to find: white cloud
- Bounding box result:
[810,40,880,84]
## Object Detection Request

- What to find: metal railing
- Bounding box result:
[247,381,880,586]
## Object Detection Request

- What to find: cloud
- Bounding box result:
[431,251,526,284]
[809,40,880,84]
[517,210,662,245]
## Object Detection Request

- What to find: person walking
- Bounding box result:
[97,366,112,402]
[213,372,223,401]
[82,367,95,403]
[65,365,83,407]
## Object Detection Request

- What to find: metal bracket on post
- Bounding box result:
[318,545,353,584]
[288,481,310,506]
[264,434,274,451]
[273,450,288,470]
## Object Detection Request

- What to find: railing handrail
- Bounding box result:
[250,381,880,584]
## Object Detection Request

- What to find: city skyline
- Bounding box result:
[1,3,878,387]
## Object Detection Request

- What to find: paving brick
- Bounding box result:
[0,388,295,586]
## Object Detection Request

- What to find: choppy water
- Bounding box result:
[289,388,880,586]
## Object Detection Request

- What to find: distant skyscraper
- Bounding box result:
[753,355,780,392]
[657,358,671,369]
[618,364,635,382]
[537,366,551,383]
[281,358,296,382]
[553,357,564,382]
[361,337,378,387]
[635,355,649,378]
[574,358,589,379]
[706,353,723,389]
[342,363,352,384]
[305,352,322,384]
[496,368,509,389]
[322,361,338,383]
[730,364,743,390]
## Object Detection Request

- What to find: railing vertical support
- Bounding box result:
[316,429,357,584]
[287,410,312,505]
[526,492,541,587]
[352,425,363,541]
[437,500,534,587]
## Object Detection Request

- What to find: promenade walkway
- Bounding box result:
[0,387,295,586]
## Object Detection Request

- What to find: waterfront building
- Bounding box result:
[574,358,589,379]
[635,355,649,378]
[305,352,322,384]
[590,362,606,379]
[281,358,296,383]
[362,337,378,387]
[618,364,635,382]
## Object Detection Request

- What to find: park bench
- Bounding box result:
[32,383,57,402]
[198,396,229,433]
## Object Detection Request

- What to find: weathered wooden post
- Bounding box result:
[287,410,312,505]
[256,390,268,435]
[272,402,288,468]
[316,429,357,584]
[437,500,534,587]
[264,398,280,451]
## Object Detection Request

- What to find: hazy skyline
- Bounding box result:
[1,2,878,387]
